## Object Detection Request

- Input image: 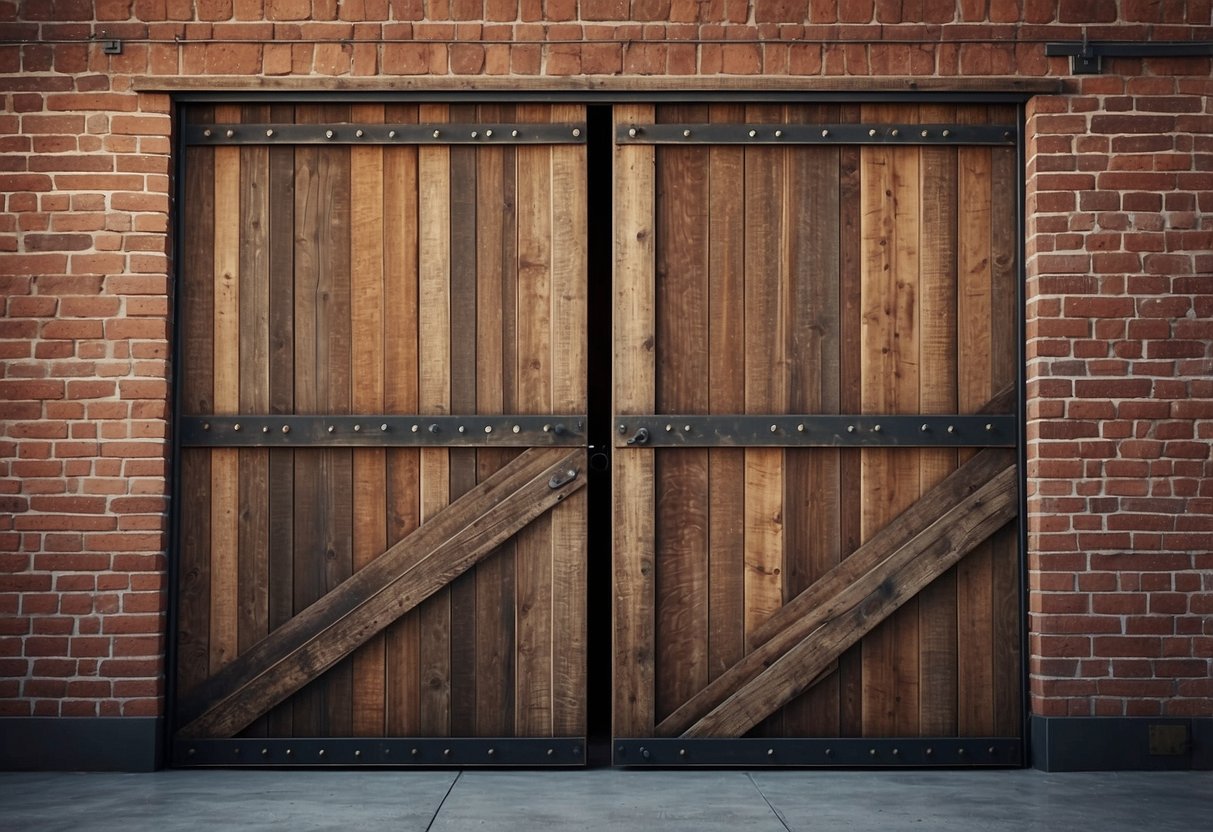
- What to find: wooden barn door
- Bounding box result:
[172,103,588,766]
[611,103,1024,766]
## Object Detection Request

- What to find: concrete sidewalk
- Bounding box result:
[1,768,1210,831]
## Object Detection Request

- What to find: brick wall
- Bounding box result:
[1,1,1210,727]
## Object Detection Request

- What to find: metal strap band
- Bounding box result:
[613,414,1016,448]
[613,737,1021,767]
[616,123,1016,145]
[180,414,587,447]
[175,737,585,767]
[184,122,587,145]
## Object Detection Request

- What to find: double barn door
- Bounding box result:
[173,101,1022,767]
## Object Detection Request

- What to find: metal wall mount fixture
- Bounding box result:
[1045,40,1213,74]
[613,738,1022,767]
[174,738,586,767]
[615,123,1017,145]
[183,123,587,145]
[180,414,587,447]
[613,414,1016,448]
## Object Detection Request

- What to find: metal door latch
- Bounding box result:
[626,427,650,446]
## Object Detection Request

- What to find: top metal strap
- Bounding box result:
[616,123,1016,145]
[184,122,587,145]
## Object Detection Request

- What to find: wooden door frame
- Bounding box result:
[165,93,1029,768]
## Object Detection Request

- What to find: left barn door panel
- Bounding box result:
[173,103,589,766]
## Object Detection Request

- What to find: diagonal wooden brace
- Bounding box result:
[178,446,586,739]
[657,448,1016,738]
[682,463,1017,737]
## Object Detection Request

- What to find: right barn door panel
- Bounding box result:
[612,103,1022,766]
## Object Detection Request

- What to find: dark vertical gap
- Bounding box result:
[585,104,613,766]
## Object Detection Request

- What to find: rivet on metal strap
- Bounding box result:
[774,129,783,138]
[921,424,929,432]
[411,424,419,433]
[921,129,929,138]
[511,129,519,137]
[797,423,805,432]
[318,749,326,757]
[325,130,334,139]
[485,129,493,138]
[261,425,269,433]
[471,130,478,138]
[683,129,692,138]
[233,423,241,431]
[487,748,496,756]
[546,748,555,757]
[327,425,335,433]
[628,127,638,138]
[281,425,290,434]
[665,424,673,432]
[543,424,552,433]
[355,129,364,138]
[572,128,581,138]
[947,425,955,433]
[411,747,419,756]
[985,423,994,431]
[890,128,899,137]
[202,422,210,430]
[942,129,951,137]
[432,129,441,138]
[748,129,757,138]
[869,748,877,756]
[484,425,493,433]
[769,424,778,433]
[388,130,397,138]
[873,424,882,432]
[892,747,900,756]
[512,425,521,434]
[265,129,274,137]
[354,750,361,757]
[868,128,877,137]
[684,425,692,433]
[821,129,829,137]
[767,748,775,757]
[458,425,466,433]
[380,423,388,431]
[847,425,855,433]
[225,129,235,138]
[261,748,268,756]
[202,128,212,138]
[353,424,361,432]
[443,748,451,757]
[429,424,440,434]
[679,748,687,757]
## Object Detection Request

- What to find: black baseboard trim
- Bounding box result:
[1031,716,1212,771]
[0,717,163,771]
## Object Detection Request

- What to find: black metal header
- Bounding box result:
[613,414,1015,448]
[174,737,585,767]
[180,414,586,447]
[1046,40,1213,74]
[616,123,1016,145]
[183,122,586,145]
[613,737,1021,767]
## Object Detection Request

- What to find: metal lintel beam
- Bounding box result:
[1044,41,1213,75]
[183,122,586,145]
[613,414,1015,448]
[180,414,587,447]
[174,737,585,767]
[616,123,1016,145]
[613,737,1021,767]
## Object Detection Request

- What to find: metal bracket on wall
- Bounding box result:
[183,123,587,145]
[180,414,587,447]
[615,123,1017,145]
[174,738,585,767]
[1045,41,1213,75]
[613,738,1022,767]
[612,414,1016,448]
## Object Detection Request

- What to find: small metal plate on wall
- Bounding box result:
[174,737,585,767]
[180,414,587,448]
[185,123,587,145]
[613,414,1016,448]
[614,737,1021,767]
[616,123,1017,145]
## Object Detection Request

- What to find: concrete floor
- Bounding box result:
[1,768,1210,831]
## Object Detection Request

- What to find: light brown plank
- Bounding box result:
[209,102,242,676]
[350,102,387,737]
[613,103,657,739]
[417,103,452,736]
[514,102,555,737]
[957,106,996,737]
[916,103,960,736]
[383,102,421,738]
[179,448,588,739]
[549,102,588,738]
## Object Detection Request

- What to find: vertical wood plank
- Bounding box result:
[957,106,996,737]
[742,105,785,737]
[515,102,554,736]
[859,103,921,737]
[613,103,656,739]
[448,102,479,737]
[418,102,452,737]
[209,102,242,677]
[382,102,421,738]
[653,103,710,723]
[706,104,746,688]
[782,104,843,736]
[265,102,295,737]
[350,103,387,737]
[916,103,960,737]
[236,104,271,737]
[549,102,588,738]
[176,105,214,704]
[473,103,517,738]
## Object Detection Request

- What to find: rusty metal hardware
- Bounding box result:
[547,467,580,489]
[613,414,1015,448]
[185,123,588,146]
[615,123,1016,146]
[181,414,586,448]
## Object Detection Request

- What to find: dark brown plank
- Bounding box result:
[654,103,710,723]
[178,448,588,739]
[706,104,746,688]
[448,102,479,737]
[176,105,215,704]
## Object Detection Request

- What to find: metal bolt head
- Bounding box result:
[202,422,210,430]
[821,129,829,137]
[683,129,692,138]
[411,424,419,433]
[684,424,692,433]
[873,424,881,432]
[458,425,466,433]
[265,128,274,137]
[847,425,855,433]
[618,424,626,434]
[487,748,495,756]
[512,129,519,137]
[947,425,955,433]
[203,128,212,138]
[485,129,493,137]
[767,748,775,757]
[942,129,951,137]
[318,749,326,757]
[471,130,479,138]
[985,423,994,431]
[261,425,269,433]
[797,423,805,432]
[281,425,290,434]
[921,129,929,138]
[543,424,552,432]
[354,424,362,432]
[354,750,361,757]
[225,128,235,138]
[355,129,364,138]
[233,423,241,431]
[921,424,929,432]
[868,128,877,137]
[261,747,268,756]
[628,127,637,138]
[770,424,778,433]
[748,129,757,138]
[484,425,493,434]
[327,425,335,433]
[325,130,334,139]
[665,424,673,432]
[890,128,899,137]
[381,423,388,431]
[774,129,783,138]
[869,748,877,756]
[433,129,441,138]
[572,128,581,138]
[429,424,440,433]
[512,425,520,433]
[388,130,397,138]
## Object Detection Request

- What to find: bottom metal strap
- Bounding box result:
[613,737,1021,767]
[174,737,585,767]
